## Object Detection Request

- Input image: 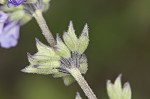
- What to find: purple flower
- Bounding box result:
[0,11,20,49]
[0,11,8,33]
[7,0,27,7]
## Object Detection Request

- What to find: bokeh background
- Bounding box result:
[0,0,150,99]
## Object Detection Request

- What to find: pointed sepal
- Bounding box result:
[106,75,132,99]
[122,82,132,99]
[63,21,78,52]
[79,54,88,74]
[21,39,61,75]
[54,34,71,59]
[21,65,59,75]
[77,24,89,54]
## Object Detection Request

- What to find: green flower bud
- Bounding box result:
[22,22,90,86]
[21,39,61,75]
[77,24,89,54]
[63,21,78,52]
[35,39,60,59]
[107,75,132,99]
[54,34,71,59]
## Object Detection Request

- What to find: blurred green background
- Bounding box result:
[0,0,150,99]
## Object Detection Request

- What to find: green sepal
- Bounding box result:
[27,53,60,69]
[107,80,116,99]
[54,34,71,59]
[113,75,122,98]
[77,24,89,54]
[20,14,32,25]
[107,75,132,99]
[21,65,59,75]
[21,39,61,75]
[122,83,132,99]
[79,54,88,74]
[63,21,78,52]
[9,10,25,21]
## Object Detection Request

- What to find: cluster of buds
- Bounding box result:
[22,22,89,85]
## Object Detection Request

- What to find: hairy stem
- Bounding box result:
[33,10,56,47]
[68,68,97,99]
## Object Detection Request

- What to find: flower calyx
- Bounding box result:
[22,21,89,86]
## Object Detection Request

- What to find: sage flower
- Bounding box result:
[0,11,8,33]
[22,21,89,86]
[0,11,20,48]
[0,22,20,48]
[1,0,51,25]
[107,75,132,99]
[7,0,27,7]
[0,0,52,49]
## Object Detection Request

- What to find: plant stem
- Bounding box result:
[32,10,97,99]
[33,10,56,47]
[68,68,98,99]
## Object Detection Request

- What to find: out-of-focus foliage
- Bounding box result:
[0,0,150,99]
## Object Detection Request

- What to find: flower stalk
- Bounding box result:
[68,68,97,99]
[23,9,97,99]
[33,10,56,47]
